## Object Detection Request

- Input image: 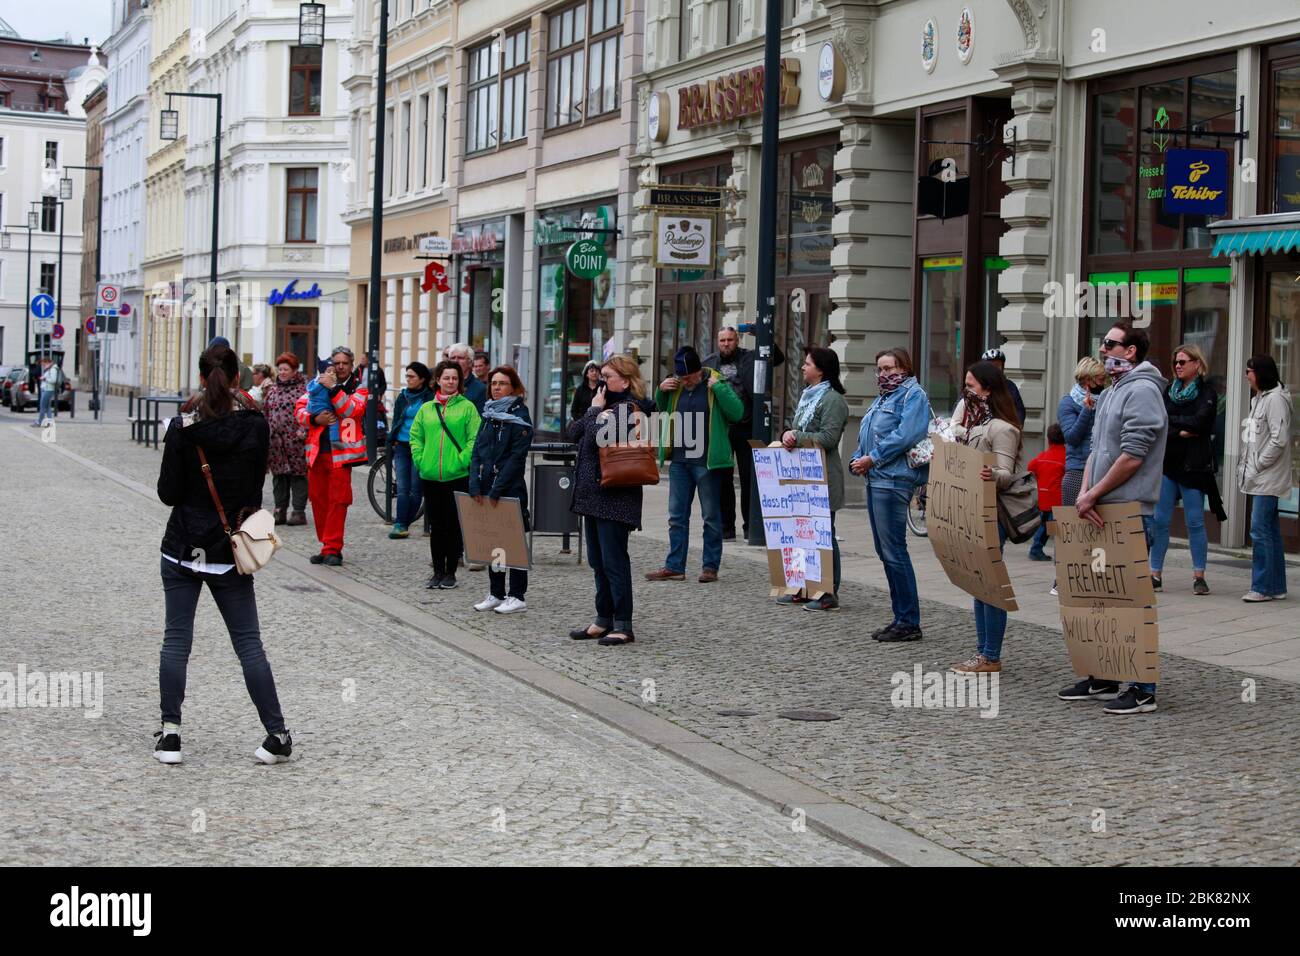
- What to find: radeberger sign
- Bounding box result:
[676,58,801,130]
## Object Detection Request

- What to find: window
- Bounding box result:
[39,263,56,297]
[466,28,529,154]
[45,141,58,169]
[437,86,449,182]
[417,93,430,189]
[0,93,9,108]
[289,47,323,116]
[285,168,319,243]
[384,106,395,197]
[401,100,412,193]
[41,197,58,232]
[546,1,620,130]
[1266,44,1300,214]
[0,137,5,165]
[40,92,62,112]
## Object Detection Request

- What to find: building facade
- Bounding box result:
[179,0,354,380]
[79,80,106,386]
[0,24,99,373]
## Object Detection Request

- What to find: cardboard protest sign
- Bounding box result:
[1053,504,1159,684]
[454,493,531,571]
[752,442,835,597]
[924,438,1018,612]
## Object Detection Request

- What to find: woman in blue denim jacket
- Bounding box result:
[849,348,932,642]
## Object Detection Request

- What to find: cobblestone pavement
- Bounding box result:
[15,409,1300,866]
[0,415,872,866]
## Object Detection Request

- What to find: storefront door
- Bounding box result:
[275,307,318,372]
[1258,266,1300,550]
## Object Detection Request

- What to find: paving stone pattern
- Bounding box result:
[19,413,1300,866]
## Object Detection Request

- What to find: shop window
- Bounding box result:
[1264,270,1300,520]
[780,144,834,275]
[1269,64,1300,213]
[920,256,964,414]
[545,0,620,130]
[289,47,322,116]
[1091,90,1134,254]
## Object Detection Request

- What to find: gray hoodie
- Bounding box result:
[1086,360,1169,515]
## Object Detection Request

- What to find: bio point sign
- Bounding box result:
[565,238,608,280]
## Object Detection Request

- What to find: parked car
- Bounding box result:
[10,351,73,413]
[1,367,26,407]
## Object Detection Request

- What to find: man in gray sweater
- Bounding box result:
[1060,322,1168,715]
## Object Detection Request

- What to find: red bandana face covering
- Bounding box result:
[961,390,991,428]
[877,371,906,394]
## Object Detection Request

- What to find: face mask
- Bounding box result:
[1089,385,1105,395]
[877,371,906,393]
[1104,356,1134,377]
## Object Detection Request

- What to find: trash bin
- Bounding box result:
[529,442,581,557]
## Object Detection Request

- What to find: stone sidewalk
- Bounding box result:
[20,408,1300,866]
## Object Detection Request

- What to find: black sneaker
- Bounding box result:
[878,625,922,642]
[1103,687,1157,715]
[871,623,897,640]
[803,594,840,611]
[722,529,736,541]
[1057,677,1120,701]
[322,554,343,567]
[425,574,444,589]
[152,728,183,765]
[439,575,459,589]
[776,593,812,607]
[1151,574,1162,591]
[309,553,326,564]
[255,731,293,764]
[1193,577,1210,596]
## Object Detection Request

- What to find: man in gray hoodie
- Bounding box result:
[1059,322,1167,715]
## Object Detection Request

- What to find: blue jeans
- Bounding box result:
[975,524,1009,661]
[159,557,286,734]
[391,441,422,527]
[1029,509,1052,554]
[1149,476,1207,573]
[866,484,920,628]
[666,459,723,573]
[1250,495,1288,598]
[37,389,54,424]
[586,518,634,632]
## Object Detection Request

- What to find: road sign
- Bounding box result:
[85,316,100,334]
[34,318,54,335]
[30,294,55,319]
[96,282,121,314]
[51,323,65,340]
[119,301,132,317]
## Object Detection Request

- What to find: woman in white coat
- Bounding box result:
[1238,354,1292,602]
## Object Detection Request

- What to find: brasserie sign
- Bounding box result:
[676,58,801,130]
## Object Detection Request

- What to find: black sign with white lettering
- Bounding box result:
[648,187,724,210]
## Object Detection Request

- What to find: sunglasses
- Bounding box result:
[1173,359,1195,367]
[1101,338,1127,351]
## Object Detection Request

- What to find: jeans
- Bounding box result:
[489,568,528,599]
[866,484,920,628]
[1029,510,1053,555]
[1250,495,1288,598]
[271,473,308,513]
[666,459,723,573]
[159,557,285,734]
[391,441,422,527]
[975,525,1009,661]
[37,389,55,425]
[831,511,842,592]
[424,476,469,577]
[586,518,634,631]
[719,424,754,535]
[1149,476,1207,573]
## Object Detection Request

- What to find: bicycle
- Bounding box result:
[907,485,928,537]
[366,449,427,524]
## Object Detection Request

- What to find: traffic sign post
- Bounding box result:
[30,294,56,319]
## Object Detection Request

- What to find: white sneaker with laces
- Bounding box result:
[474,594,503,611]
[1242,591,1274,603]
[1050,584,1058,596]
[494,596,527,614]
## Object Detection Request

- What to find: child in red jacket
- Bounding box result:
[1027,423,1066,561]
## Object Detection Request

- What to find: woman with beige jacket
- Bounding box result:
[948,359,1024,674]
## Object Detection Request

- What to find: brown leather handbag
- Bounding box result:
[598,406,660,488]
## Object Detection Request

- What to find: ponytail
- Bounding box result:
[196,345,240,420]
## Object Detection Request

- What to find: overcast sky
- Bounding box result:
[4,2,113,47]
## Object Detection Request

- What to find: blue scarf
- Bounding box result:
[1069,383,1089,408]
[793,381,831,429]
[1169,376,1200,405]
[482,397,529,427]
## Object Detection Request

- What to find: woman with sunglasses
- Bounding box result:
[1238,355,1292,602]
[1149,344,1226,595]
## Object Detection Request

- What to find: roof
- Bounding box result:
[0,17,18,40]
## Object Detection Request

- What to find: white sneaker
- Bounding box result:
[473,594,503,611]
[494,596,527,614]
[1049,585,1058,596]
[1242,591,1274,603]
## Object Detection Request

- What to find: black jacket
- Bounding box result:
[469,399,533,510]
[158,409,269,564]
[1163,379,1218,476]
[571,381,599,422]
[567,393,657,528]
[701,343,785,424]
[1006,377,1027,426]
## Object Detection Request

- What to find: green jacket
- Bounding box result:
[410,394,480,481]
[655,370,745,470]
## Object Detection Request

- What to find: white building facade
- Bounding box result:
[181,0,354,371]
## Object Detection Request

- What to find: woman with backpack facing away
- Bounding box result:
[386,361,435,539]
[776,346,849,612]
[948,359,1023,674]
[469,366,533,614]
[1149,343,1226,595]
[154,344,292,766]
[410,360,481,590]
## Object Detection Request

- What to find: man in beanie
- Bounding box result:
[646,346,744,583]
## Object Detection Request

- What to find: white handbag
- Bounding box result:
[197,447,281,574]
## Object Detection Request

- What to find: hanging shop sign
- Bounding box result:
[418,235,452,256]
[647,91,669,143]
[647,184,724,211]
[655,215,714,269]
[535,205,615,246]
[451,228,501,255]
[1162,149,1229,216]
[676,58,800,131]
[565,238,609,280]
[817,42,845,102]
[267,279,323,306]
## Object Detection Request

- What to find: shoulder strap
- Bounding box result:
[195,447,232,534]
[434,401,464,454]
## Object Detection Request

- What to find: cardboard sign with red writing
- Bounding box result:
[1052,504,1159,684]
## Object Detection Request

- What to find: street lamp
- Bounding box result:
[59,176,73,201]
[365,0,390,464]
[160,91,222,343]
[298,2,325,47]
[1,232,10,251]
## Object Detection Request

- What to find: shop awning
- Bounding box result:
[1209,212,1300,258]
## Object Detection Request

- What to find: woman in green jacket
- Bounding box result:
[410,360,481,590]
[778,346,850,611]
